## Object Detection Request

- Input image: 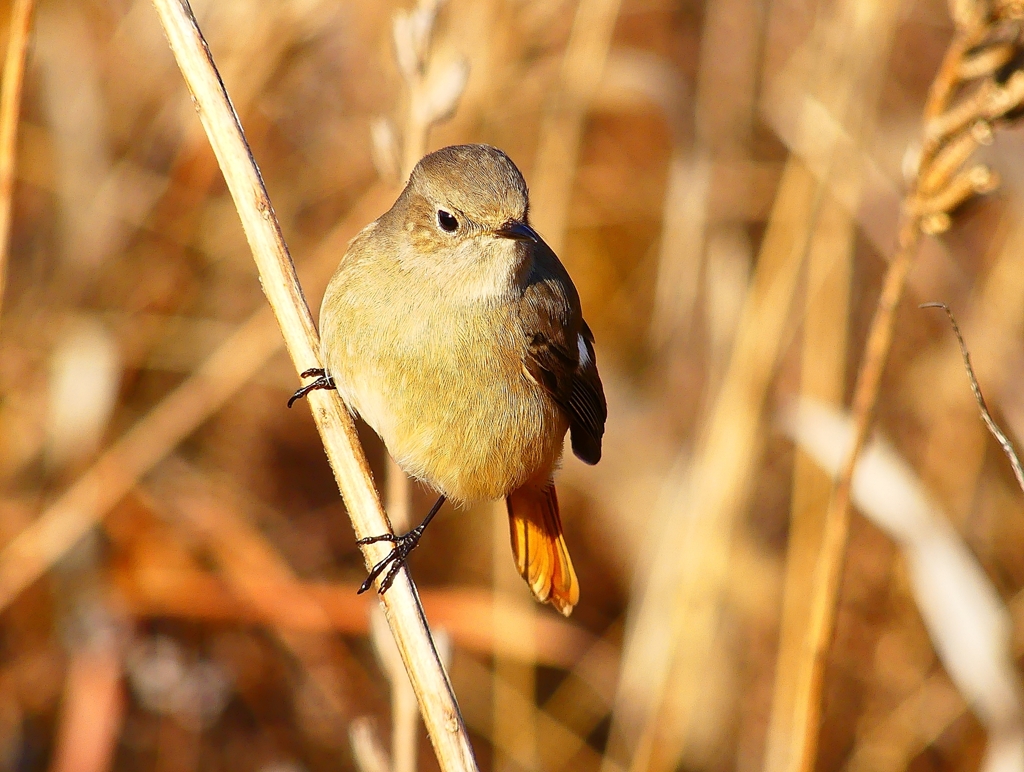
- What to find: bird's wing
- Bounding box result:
[568,320,606,464]
[521,254,607,465]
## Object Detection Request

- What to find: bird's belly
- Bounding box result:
[395,382,565,502]
[328,310,567,503]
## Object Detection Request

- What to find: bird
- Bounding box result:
[290,144,606,615]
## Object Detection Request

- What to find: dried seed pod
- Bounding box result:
[412,57,469,128]
[392,0,444,83]
[918,126,983,195]
[370,117,401,183]
[958,42,1015,79]
[914,164,999,224]
[987,68,1024,118]
[925,80,999,145]
[921,211,953,234]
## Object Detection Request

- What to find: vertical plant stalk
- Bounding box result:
[790,8,1024,770]
[529,0,622,252]
[764,195,854,772]
[0,0,34,324]
[788,218,921,772]
[148,1,478,769]
[382,0,470,533]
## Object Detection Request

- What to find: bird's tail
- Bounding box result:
[506,483,579,616]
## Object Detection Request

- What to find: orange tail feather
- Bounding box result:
[506,484,579,616]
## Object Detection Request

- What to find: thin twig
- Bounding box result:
[792,217,921,771]
[921,301,1024,494]
[791,8,1024,770]
[148,1,477,768]
[0,0,34,325]
[0,184,390,615]
[370,607,420,772]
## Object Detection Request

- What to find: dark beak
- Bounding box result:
[494,221,540,243]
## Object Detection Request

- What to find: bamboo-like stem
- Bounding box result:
[788,218,920,772]
[528,0,622,252]
[0,0,34,324]
[787,17,1002,772]
[148,1,477,768]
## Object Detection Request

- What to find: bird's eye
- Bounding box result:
[437,210,458,232]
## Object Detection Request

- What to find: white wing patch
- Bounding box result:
[577,333,591,368]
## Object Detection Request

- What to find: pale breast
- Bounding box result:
[321,264,567,503]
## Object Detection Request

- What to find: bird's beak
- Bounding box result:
[494,221,540,243]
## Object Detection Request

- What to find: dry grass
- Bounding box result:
[3,0,1024,771]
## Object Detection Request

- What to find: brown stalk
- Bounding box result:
[142,461,354,737]
[790,6,1024,771]
[491,500,538,769]
[604,2,901,769]
[111,548,594,668]
[764,195,854,772]
[0,184,391,615]
[528,0,623,252]
[0,0,34,324]
[382,0,470,535]
[47,642,124,772]
[148,1,477,768]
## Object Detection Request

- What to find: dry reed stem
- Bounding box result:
[143,462,352,734]
[528,0,622,251]
[782,15,1015,765]
[0,184,391,615]
[47,643,125,772]
[0,0,34,325]
[788,11,1024,769]
[605,3,899,768]
[647,0,759,346]
[764,193,854,772]
[112,557,593,667]
[621,156,818,772]
[789,203,921,772]
[148,1,476,768]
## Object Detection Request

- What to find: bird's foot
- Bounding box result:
[355,525,429,594]
[287,368,336,408]
[355,495,445,595]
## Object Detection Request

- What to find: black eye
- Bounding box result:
[437,210,458,232]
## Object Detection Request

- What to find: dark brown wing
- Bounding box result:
[520,245,606,465]
[568,320,606,464]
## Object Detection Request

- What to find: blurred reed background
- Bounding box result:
[0,0,1023,770]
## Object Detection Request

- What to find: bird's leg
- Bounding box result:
[287,368,336,408]
[356,495,446,594]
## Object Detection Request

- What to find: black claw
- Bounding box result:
[355,533,399,545]
[288,369,336,408]
[354,495,446,596]
[355,527,424,595]
[380,560,405,593]
[358,550,399,594]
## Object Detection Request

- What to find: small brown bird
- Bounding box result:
[291,144,606,615]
